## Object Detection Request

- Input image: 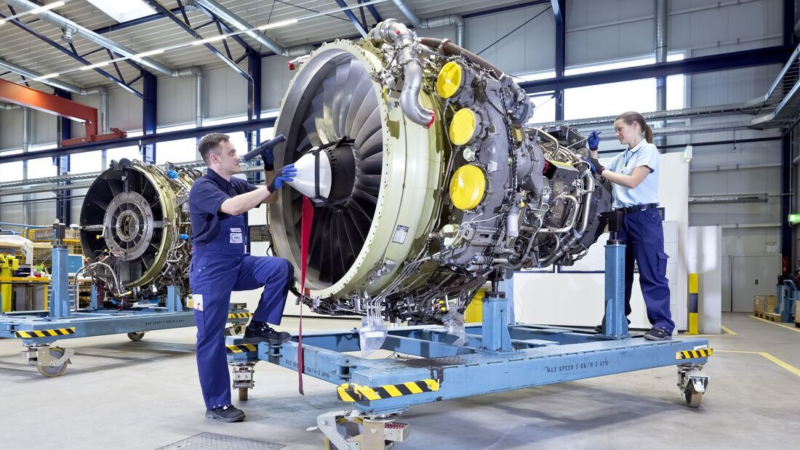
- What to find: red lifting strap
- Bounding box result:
[298,196,314,395]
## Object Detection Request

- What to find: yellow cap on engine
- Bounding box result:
[449,108,477,146]
[449,165,486,210]
[436,61,463,98]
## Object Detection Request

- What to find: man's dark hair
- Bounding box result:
[198,133,230,165]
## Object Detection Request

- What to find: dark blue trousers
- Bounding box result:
[619,208,675,333]
[191,253,294,409]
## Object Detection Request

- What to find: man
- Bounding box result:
[188,133,296,423]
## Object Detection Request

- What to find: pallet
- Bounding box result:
[764,313,781,322]
[753,311,766,319]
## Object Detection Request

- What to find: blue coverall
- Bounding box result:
[607,140,675,334]
[189,169,294,410]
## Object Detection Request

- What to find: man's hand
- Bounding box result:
[266,164,297,193]
[587,131,601,150]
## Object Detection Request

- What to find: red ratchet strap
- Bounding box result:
[298,196,314,395]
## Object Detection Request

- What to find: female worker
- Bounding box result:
[587,111,674,341]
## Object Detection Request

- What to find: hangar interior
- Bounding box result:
[0,1,799,449]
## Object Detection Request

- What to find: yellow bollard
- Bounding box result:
[1,254,20,313]
[688,273,699,335]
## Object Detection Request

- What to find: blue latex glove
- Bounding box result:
[587,130,601,150]
[262,147,275,171]
[267,164,297,192]
[583,156,605,175]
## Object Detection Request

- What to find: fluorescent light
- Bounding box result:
[192,35,229,46]
[0,20,5,26]
[32,73,59,81]
[30,1,66,15]
[85,0,155,23]
[258,18,298,31]
[131,49,164,61]
[81,61,110,71]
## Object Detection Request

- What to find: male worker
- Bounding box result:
[188,133,296,423]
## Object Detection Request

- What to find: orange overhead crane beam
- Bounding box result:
[0,77,126,147]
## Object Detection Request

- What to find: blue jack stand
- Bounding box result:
[602,211,629,338]
[226,224,712,448]
[778,280,798,323]
[0,223,251,377]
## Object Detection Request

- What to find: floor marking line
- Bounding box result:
[749,315,800,334]
[720,325,737,335]
[716,350,800,377]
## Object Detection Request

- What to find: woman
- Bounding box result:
[587,111,674,341]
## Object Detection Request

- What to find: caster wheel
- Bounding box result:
[685,385,703,408]
[37,347,69,378]
[238,387,249,401]
[127,332,145,341]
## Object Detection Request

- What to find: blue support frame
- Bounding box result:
[521,45,795,93]
[778,280,798,323]
[334,0,368,38]
[553,0,565,121]
[142,71,157,164]
[0,117,278,164]
[228,239,712,418]
[54,89,71,225]
[0,8,144,99]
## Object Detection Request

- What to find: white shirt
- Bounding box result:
[606,139,660,209]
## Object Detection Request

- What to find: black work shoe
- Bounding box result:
[244,321,291,344]
[594,318,631,333]
[644,326,672,341]
[206,404,245,423]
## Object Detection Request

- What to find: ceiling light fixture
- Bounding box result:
[131,49,165,61]
[30,1,66,14]
[81,61,111,71]
[192,35,229,46]
[32,73,59,82]
[258,18,298,31]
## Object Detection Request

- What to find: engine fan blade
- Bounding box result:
[354,108,382,151]
[338,59,365,137]
[358,152,383,175]
[345,76,373,137]
[350,88,379,139]
[322,75,339,140]
[331,62,350,138]
[357,130,383,160]
[302,114,323,148]
[310,92,330,145]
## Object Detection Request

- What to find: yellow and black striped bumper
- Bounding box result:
[676,348,713,360]
[337,379,440,402]
[228,312,253,320]
[15,327,76,339]
[226,343,258,354]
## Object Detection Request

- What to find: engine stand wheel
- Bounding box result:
[127,331,146,341]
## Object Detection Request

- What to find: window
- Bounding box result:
[27,156,57,179]
[70,151,103,174]
[529,94,556,124]
[0,150,23,182]
[105,131,142,165]
[563,54,686,121]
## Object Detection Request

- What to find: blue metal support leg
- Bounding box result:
[50,247,70,319]
[603,242,629,338]
[166,285,181,312]
[481,291,512,351]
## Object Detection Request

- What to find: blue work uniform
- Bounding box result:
[606,140,674,334]
[188,168,294,410]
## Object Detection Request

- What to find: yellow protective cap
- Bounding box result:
[436,61,463,98]
[449,108,477,146]
[449,165,486,210]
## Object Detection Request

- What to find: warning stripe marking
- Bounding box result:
[676,348,713,360]
[337,379,440,402]
[15,328,76,339]
[226,344,258,354]
[228,312,253,319]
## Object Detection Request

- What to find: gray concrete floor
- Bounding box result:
[1,312,798,449]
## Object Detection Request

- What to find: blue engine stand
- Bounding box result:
[0,223,251,377]
[227,223,712,448]
[778,279,798,323]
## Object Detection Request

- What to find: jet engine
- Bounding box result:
[269,19,613,325]
[79,159,199,301]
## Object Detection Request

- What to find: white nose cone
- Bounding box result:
[287,150,332,199]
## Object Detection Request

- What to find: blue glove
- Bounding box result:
[587,131,601,150]
[267,164,297,192]
[583,156,604,175]
[262,147,275,171]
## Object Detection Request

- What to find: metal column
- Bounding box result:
[54,89,71,225]
[553,0,565,121]
[142,72,157,164]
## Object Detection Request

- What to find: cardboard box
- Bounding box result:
[754,295,775,314]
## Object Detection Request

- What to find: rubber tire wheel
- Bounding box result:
[685,385,703,408]
[37,348,69,378]
[238,387,249,401]
[127,332,145,341]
